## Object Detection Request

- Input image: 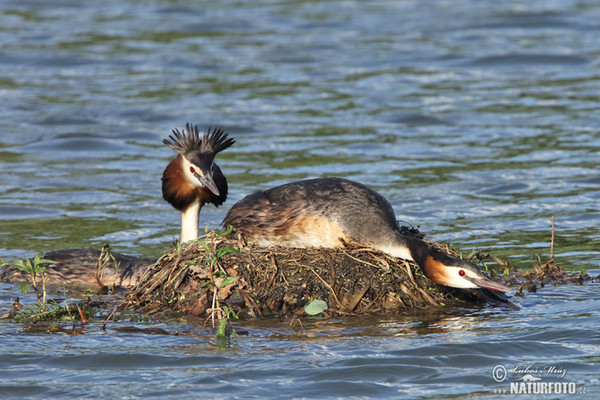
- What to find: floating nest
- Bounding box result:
[3,231,594,320]
[127,232,515,318]
[466,250,592,296]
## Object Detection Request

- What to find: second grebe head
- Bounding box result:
[162,124,234,242]
[423,253,510,292]
[163,123,234,196]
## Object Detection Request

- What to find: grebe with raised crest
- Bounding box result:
[1,123,234,288]
[161,123,235,242]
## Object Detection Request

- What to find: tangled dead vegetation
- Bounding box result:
[3,223,594,322]
[127,231,512,318]
[514,254,591,295]
[468,251,593,297]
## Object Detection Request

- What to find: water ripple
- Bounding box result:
[1,0,599,398]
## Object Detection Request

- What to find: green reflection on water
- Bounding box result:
[0,216,137,255]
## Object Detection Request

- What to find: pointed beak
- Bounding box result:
[468,276,511,292]
[194,171,220,196]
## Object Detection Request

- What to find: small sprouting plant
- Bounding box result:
[569,266,587,276]
[194,228,240,337]
[197,241,240,269]
[216,305,238,340]
[3,254,56,306]
[196,226,239,268]
[96,243,120,290]
[2,256,94,325]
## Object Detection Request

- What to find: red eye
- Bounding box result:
[189,166,195,174]
[458,269,465,277]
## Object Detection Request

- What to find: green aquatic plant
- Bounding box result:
[194,227,240,337]
[95,243,120,290]
[1,255,95,326]
[216,305,238,340]
[12,300,93,324]
[196,226,239,267]
[2,253,56,306]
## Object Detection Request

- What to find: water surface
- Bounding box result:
[0,0,599,398]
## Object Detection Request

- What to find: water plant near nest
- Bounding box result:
[12,300,93,325]
[1,250,117,326]
[95,243,120,291]
[2,253,56,306]
[128,228,243,337]
[196,227,240,335]
[216,305,238,340]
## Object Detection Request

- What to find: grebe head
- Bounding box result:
[163,123,234,196]
[162,124,234,242]
[423,254,510,292]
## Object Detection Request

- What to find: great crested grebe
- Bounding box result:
[223,177,510,292]
[0,124,233,288]
[162,123,235,242]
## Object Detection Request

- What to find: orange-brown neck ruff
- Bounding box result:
[422,255,448,286]
[162,155,228,211]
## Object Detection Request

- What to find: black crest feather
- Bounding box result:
[163,123,235,156]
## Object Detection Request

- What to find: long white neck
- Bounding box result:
[374,232,431,264]
[377,241,414,261]
[180,199,200,242]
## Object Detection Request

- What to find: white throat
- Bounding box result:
[377,243,414,261]
[180,199,200,242]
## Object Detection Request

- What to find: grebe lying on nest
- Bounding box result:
[223,177,509,293]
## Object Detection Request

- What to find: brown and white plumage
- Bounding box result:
[162,123,234,242]
[223,177,510,292]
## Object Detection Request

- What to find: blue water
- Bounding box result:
[1,0,599,398]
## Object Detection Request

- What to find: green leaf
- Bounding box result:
[219,225,234,237]
[197,241,210,253]
[219,275,239,288]
[216,317,228,339]
[304,299,328,315]
[216,246,240,259]
[33,253,56,267]
[13,260,30,273]
[222,306,238,320]
[18,282,31,294]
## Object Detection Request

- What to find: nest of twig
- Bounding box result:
[127,232,511,318]
[514,255,591,295]
[466,249,594,297]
